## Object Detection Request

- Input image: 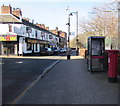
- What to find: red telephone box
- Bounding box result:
[87,36,105,72]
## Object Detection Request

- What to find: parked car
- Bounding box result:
[59,48,64,53]
[51,47,59,54]
[59,48,67,53]
[40,47,53,55]
[63,48,67,53]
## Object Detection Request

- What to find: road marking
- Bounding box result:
[0,62,4,64]
[16,61,23,64]
[11,59,61,104]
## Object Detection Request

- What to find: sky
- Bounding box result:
[0,0,113,39]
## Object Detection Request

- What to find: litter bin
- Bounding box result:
[107,50,119,83]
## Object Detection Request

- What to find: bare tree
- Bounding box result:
[78,1,118,49]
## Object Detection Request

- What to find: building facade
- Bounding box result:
[0,5,67,56]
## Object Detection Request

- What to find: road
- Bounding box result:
[2,58,58,104]
[2,50,118,104]
[2,50,77,104]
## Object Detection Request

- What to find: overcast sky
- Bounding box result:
[0,0,113,39]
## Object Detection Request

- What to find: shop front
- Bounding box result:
[49,42,57,48]
[0,34,18,56]
[59,43,64,48]
[26,38,50,54]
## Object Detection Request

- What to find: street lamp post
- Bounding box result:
[66,13,71,59]
[70,11,79,56]
[66,7,79,59]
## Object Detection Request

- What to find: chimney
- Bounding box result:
[1,4,12,14]
[36,24,41,28]
[32,20,34,24]
[46,27,49,30]
[12,8,22,17]
[22,17,30,22]
[55,27,58,31]
[41,24,45,29]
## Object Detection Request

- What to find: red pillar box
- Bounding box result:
[118,52,120,75]
[107,50,119,83]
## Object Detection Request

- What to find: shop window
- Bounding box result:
[27,43,32,50]
[35,43,38,51]
[40,44,44,50]
[59,38,61,42]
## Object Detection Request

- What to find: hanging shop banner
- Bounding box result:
[0,35,17,41]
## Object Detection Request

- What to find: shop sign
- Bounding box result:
[27,39,37,43]
[0,35,17,41]
[27,39,49,44]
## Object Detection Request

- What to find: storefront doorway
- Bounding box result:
[2,42,17,55]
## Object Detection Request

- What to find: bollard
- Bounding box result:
[67,55,70,59]
[67,50,71,59]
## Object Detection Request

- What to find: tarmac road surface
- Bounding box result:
[2,58,58,104]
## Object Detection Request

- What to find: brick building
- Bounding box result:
[0,5,67,56]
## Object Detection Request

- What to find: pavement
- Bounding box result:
[14,58,119,104]
[0,55,84,60]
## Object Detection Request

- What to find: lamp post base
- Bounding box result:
[67,55,71,59]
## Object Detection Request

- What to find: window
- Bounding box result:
[41,32,45,37]
[26,27,32,33]
[46,34,48,40]
[35,30,37,38]
[49,35,53,39]
[35,43,38,51]
[27,43,32,50]
[9,24,12,32]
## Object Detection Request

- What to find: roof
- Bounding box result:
[0,14,22,23]
[88,36,105,39]
[0,14,64,38]
[22,19,60,37]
